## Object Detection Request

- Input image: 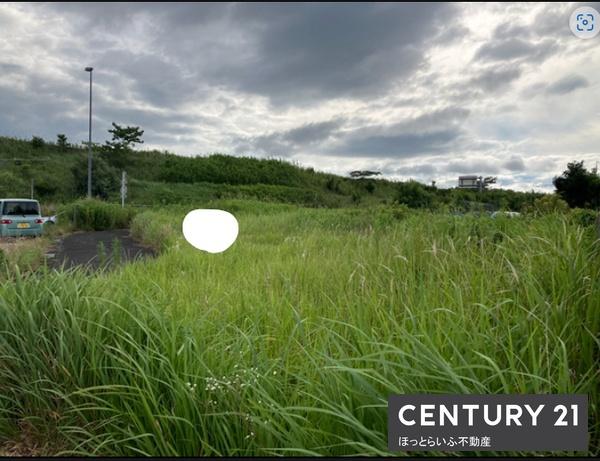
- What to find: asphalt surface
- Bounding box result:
[47,229,156,271]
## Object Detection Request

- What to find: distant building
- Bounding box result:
[458,175,497,191]
[458,175,481,189]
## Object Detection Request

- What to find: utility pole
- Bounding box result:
[121,170,127,208]
[85,66,94,198]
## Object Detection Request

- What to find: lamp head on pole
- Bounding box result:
[85,67,93,72]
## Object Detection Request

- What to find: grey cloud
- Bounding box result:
[497,104,519,113]
[240,107,470,159]
[474,38,557,63]
[332,130,461,158]
[384,163,437,176]
[447,155,528,175]
[44,3,227,31]
[215,3,459,105]
[94,52,202,109]
[0,62,24,73]
[521,81,547,97]
[400,107,470,131]
[446,159,500,175]
[236,118,345,155]
[430,21,471,46]
[545,74,589,95]
[328,107,470,158]
[530,3,574,38]
[502,155,526,171]
[42,2,460,107]
[0,86,83,142]
[283,120,344,145]
[468,65,523,92]
[492,22,533,40]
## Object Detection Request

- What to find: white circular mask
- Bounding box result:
[182,209,239,254]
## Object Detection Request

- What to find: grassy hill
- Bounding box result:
[0,135,542,210]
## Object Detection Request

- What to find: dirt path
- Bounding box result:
[47,229,156,270]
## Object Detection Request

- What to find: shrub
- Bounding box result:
[325,177,337,192]
[372,203,410,227]
[97,241,108,267]
[112,237,122,265]
[130,212,176,252]
[31,136,45,149]
[569,208,598,227]
[0,171,28,197]
[395,180,435,209]
[530,194,569,215]
[63,199,136,231]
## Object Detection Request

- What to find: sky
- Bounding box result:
[0,2,599,191]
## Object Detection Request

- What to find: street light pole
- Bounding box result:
[85,66,93,198]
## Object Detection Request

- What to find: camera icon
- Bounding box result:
[570,7,599,39]
[576,13,594,32]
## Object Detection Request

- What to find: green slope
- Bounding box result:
[0,135,541,210]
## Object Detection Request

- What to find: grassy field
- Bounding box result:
[0,202,598,456]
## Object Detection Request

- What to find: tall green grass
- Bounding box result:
[0,207,598,456]
[61,199,137,231]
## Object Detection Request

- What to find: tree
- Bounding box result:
[72,155,118,199]
[31,136,45,149]
[104,123,144,152]
[349,170,381,179]
[395,180,435,209]
[103,123,144,169]
[57,134,68,151]
[553,161,600,209]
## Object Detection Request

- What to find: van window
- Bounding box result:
[2,201,40,216]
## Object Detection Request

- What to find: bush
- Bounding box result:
[569,208,598,227]
[31,136,45,149]
[395,181,435,209]
[528,194,569,215]
[0,171,28,197]
[158,153,310,187]
[63,199,136,231]
[372,203,410,226]
[325,177,339,192]
[130,212,176,252]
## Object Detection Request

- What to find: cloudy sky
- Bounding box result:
[1,2,599,190]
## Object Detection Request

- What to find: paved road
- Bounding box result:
[48,229,156,270]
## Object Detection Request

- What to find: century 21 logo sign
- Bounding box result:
[396,403,579,427]
[387,395,588,451]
